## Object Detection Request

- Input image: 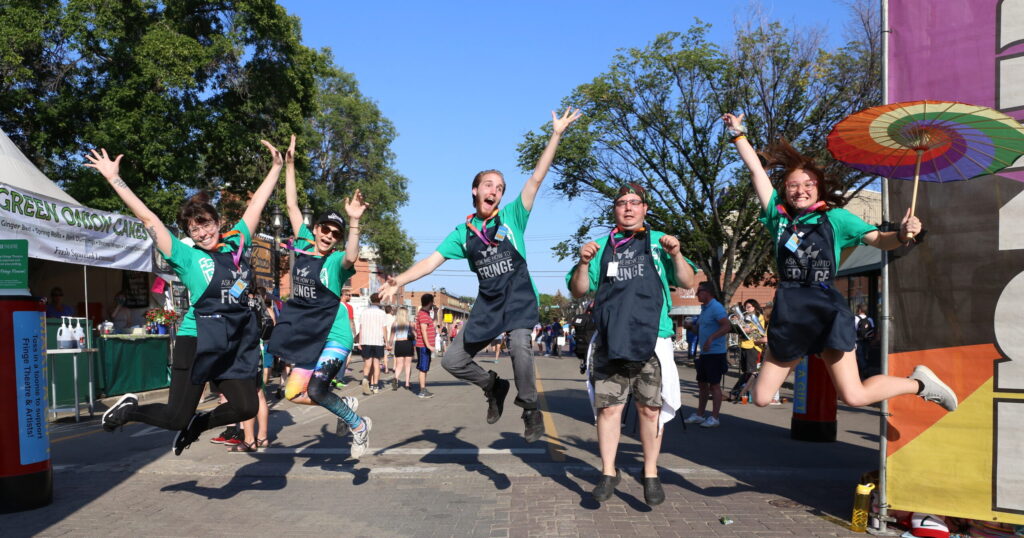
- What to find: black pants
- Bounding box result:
[125,336,259,432]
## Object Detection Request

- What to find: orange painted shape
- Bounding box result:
[886,343,997,455]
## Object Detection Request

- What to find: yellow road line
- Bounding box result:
[533,365,566,462]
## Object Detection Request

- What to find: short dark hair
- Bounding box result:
[743,298,763,315]
[384,305,393,314]
[421,293,434,307]
[370,293,381,304]
[697,281,715,294]
[177,191,220,236]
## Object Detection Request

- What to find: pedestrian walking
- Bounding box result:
[683,282,732,428]
[358,293,390,393]
[568,183,697,506]
[413,294,438,398]
[91,140,279,455]
[380,107,581,442]
[723,112,957,412]
[264,136,372,458]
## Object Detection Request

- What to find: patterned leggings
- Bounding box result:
[284,343,361,430]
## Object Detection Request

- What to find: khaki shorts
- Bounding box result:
[592,355,662,409]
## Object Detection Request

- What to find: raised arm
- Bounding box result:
[84,149,173,256]
[341,189,368,270]
[378,252,447,301]
[569,241,600,298]
[722,113,774,211]
[659,234,696,290]
[241,139,285,234]
[520,107,582,211]
[283,135,304,233]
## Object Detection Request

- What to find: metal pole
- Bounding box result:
[877,0,892,533]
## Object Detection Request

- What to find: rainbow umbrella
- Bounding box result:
[827,100,1024,234]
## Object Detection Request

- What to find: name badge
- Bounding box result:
[494,224,509,242]
[229,278,249,299]
[784,233,802,252]
[606,261,619,277]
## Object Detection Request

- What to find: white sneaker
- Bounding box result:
[350,416,372,459]
[699,416,720,428]
[683,412,706,424]
[908,365,958,412]
[335,396,359,436]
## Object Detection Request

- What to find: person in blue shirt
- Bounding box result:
[683,281,733,428]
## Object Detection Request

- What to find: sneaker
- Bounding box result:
[909,365,958,411]
[417,389,434,399]
[331,379,346,389]
[371,386,380,394]
[522,409,545,442]
[683,412,706,424]
[173,412,206,456]
[699,416,720,428]
[209,426,237,444]
[484,371,510,424]
[642,476,665,506]
[361,377,371,395]
[335,397,359,436]
[101,393,138,432]
[391,377,399,391]
[768,399,782,406]
[350,416,372,459]
[224,427,244,445]
[591,469,621,502]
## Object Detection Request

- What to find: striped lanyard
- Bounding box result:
[609,226,645,253]
[279,236,323,257]
[776,201,826,232]
[213,229,245,269]
[466,209,499,247]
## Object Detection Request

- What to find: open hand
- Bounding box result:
[285,134,296,165]
[552,107,583,135]
[261,140,284,167]
[344,189,369,220]
[378,277,398,302]
[84,148,124,182]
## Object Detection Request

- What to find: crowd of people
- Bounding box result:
[87,108,959,508]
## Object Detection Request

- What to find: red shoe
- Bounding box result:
[209,427,237,444]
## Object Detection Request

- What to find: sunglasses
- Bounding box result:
[319,224,343,240]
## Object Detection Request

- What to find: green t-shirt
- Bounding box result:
[759,191,878,264]
[565,230,698,338]
[296,224,357,347]
[435,194,539,302]
[162,220,251,337]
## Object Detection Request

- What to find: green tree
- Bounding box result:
[517,3,880,305]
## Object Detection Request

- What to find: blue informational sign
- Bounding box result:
[793,356,808,415]
[13,311,48,465]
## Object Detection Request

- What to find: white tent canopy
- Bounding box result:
[0,128,79,205]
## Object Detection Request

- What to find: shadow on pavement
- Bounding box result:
[377,426,512,490]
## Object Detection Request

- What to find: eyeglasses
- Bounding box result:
[785,181,818,192]
[614,199,644,208]
[187,221,218,236]
[319,224,343,240]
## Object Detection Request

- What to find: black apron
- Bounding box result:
[463,216,539,343]
[191,250,261,384]
[267,253,340,368]
[592,230,663,363]
[768,211,856,360]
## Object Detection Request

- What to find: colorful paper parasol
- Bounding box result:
[827,100,1024,229]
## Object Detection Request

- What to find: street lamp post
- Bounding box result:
[271,206,283,297]
[302,206,313,228]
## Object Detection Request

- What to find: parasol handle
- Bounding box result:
[907,149,923,240]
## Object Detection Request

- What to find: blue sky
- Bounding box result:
[278,0,853,297]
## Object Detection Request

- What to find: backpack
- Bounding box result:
[856,316,876,341]
[572,301,596,362]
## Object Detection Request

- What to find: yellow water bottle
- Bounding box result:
[850,482,875,532]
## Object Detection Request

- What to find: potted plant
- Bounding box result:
[144,308,181,334]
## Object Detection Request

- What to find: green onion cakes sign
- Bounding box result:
[0,182,152,271]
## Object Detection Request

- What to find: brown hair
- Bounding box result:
[615,182,648,204]
[758,138,844,213]
[471,170,505,207]
[176,191,220,236]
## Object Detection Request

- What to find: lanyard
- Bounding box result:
[213,230,245,269]
[776,201,826,232]
[465,210,499,246]
[279,236,322,257]
[609,226,645,253]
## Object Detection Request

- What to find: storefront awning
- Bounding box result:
[837,245,881,277]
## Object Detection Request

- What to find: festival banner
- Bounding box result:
[886,0,1024,523]
[0,181,152,271]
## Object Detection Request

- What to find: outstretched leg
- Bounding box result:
[751,349,797,407]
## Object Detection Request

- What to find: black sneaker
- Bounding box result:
[484,371,510,425]
[173,412,206,456]
[522,408,544,442]
[642,476,665,506]
[592,469,621,502]
[101,393,138,432]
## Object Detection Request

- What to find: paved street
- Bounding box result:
[3,352,872,536]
